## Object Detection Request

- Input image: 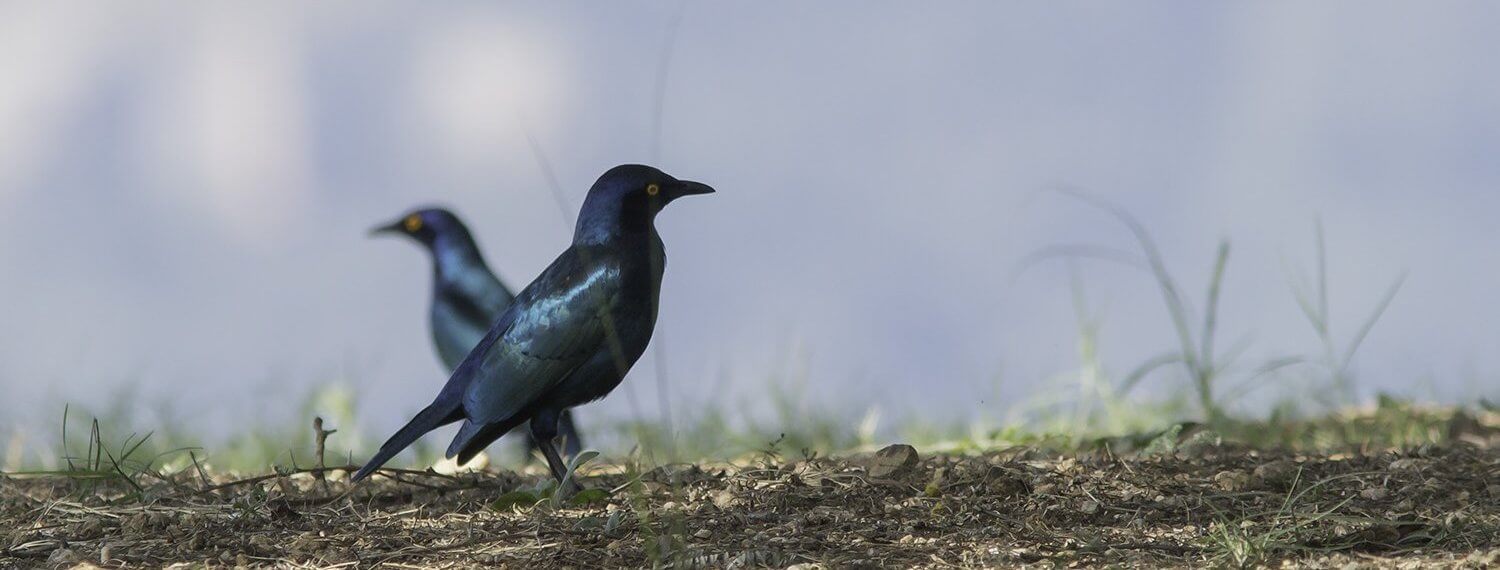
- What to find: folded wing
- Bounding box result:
[457,250,623,426]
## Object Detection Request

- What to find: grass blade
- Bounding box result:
[1200,241,1231,368]
[1118,353,1184,396]
[1339,272,1406,370]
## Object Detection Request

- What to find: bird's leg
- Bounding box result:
[557,410,583,458]
[540,440,581,498]
[529,413,582,497]
[520,431,543,465]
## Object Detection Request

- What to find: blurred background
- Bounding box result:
[2,2,1498,464]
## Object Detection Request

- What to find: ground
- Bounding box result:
[3,421,1498,569]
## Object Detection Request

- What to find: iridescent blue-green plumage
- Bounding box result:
[370,207,582,461]
[354,165,714,487]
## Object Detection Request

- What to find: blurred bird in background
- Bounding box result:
[371,207,584,463]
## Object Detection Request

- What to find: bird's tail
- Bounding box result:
[351,401,461,482]
[446,414,528,466]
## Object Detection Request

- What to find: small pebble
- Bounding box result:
[47,547,77,566]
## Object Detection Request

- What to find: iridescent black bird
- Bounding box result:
[354,165,714,490]
[370,207,584,461]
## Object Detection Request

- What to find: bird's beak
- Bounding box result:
[369,220,404,237]
[674,180,716,197]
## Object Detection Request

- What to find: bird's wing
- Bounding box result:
[441,262,513,324]
[438,284,501,332]
[475,273,516,317]
[457,249,622,425]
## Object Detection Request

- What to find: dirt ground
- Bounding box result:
[3,436,1498,569]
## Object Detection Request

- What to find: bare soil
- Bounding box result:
[3,438,1498,568]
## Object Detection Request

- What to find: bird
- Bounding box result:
[370,207,586,462]
[353,164,714,490]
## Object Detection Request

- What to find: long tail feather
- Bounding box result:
[351,402,460,482]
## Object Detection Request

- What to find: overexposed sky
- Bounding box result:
[2,2,1498,447]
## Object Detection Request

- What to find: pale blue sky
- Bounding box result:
[2,2,1497,448]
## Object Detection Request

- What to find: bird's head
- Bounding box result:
[370,207,471,248]
[574,164,715,244]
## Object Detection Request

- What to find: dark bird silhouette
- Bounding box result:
[370,207,584,461]
[354,164,714,489]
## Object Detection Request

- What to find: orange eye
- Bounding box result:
[646,183,660,196]
[403,215,423,232]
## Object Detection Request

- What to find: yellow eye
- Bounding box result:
[646,183,660,196]
[403,215,423,232]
